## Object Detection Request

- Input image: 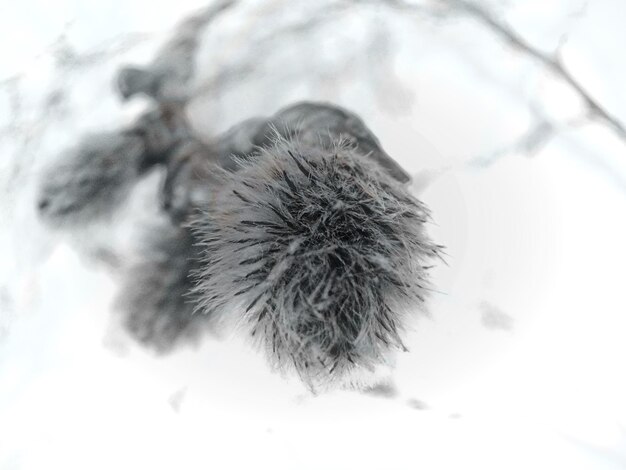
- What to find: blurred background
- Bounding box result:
[1,0,625,468]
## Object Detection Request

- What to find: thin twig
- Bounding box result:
[440,0,626,142]
[374,0,626,144]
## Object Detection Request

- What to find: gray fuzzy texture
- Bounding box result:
[37,131,146,226]
[35,98,442,384]
[190,134,440,386]
[213,102,412,184]
[115,224,209,352]
[36,106,197,226]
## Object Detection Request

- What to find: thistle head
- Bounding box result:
[191,135,441,387]
[37,132,146,227]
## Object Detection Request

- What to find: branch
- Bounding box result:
[116,0,239,103]
[192,2,350,99]
[467,116,590,168]
[439,0,626,142]
[373,0,626,144]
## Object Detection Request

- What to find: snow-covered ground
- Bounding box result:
[1,1,625,468]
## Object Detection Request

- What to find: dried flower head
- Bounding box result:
[191,135,440,386]
[37,132,145,226]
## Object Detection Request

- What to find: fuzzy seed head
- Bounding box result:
[116,225,208,353]
[191,136,440,386]
[37,132,145,226]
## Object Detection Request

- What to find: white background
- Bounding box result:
[1,0,625,468]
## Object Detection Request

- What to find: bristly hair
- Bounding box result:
[190,134,441,387]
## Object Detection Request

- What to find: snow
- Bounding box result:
[1,0,625,468]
